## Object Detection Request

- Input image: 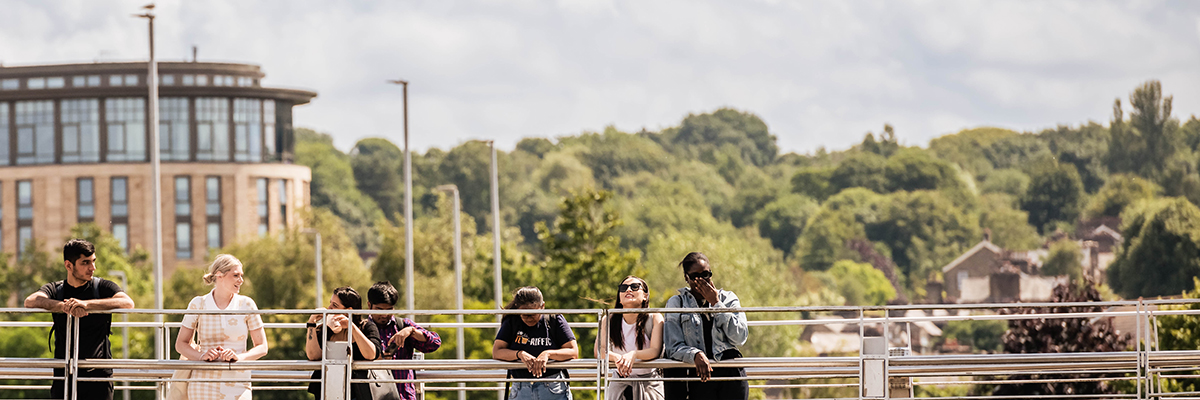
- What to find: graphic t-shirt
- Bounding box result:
[495,314,576,379]
[38,278,123,375]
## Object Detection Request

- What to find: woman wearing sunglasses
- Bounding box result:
[662,252,749,400]
[595,276,665,400]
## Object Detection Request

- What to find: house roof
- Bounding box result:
[1090,225,1123,242]
[941,240,1004,273]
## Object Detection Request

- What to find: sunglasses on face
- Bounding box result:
[688,270,713,280]
[618,283,646,293]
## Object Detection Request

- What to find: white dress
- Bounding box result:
[181,292,265,400]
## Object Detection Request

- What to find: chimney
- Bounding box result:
[982,228,992,243]
[192,46,198,62]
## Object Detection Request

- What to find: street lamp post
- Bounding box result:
[302,229,323,308]
[108,271,130,400]
[386,79,414,318]
[488,141,502,318]
[435,185,466,400]
[133,1,164,368]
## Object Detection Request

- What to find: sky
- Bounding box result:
[3,0,1200,155]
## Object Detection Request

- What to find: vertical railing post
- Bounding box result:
[1136,299,1144,399]
[63,315,73,400]
[71,315,80,400]
[597,309,606,400]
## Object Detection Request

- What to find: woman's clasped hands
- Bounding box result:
[200,345,239,362]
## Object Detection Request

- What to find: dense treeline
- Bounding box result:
[6,80,1200,399]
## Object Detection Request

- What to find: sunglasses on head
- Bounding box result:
[688,270,712,280]
[618,283,645,293]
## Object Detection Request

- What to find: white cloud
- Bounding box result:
[3,0,1200,155]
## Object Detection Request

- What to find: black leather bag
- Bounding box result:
[353,368,401,400]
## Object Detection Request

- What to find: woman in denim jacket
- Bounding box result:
[662,252,749,400]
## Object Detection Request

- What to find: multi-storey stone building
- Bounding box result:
[0,61,316,275]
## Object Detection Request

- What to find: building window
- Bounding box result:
[111,177,129,252]
[61,99,101,163]
[217,76,234,86]
[1,79,18,90]
[72,76,86,87]
[0,102,8,166]
[262,100,275,161]
[176,222,191,259]
[78,178,94,223]
[15,100,54,165]
[278,179,288,228]
[109,75,122,86]
[124,74,138,86]
[105,98,147,162]
[182,75,195,86]
[175,176,192,259]
[237,77,252,87]
[27,78,45,90]
[206,176,221,249]
[17,180,32,257]
[87,75,100,87]
[159,98,190,161]
[196,98,229,161]
[196,75,208,86]
[233,98,261,162]
[257,178,268,236]
[47,77,64,89]
[160,75,175,86]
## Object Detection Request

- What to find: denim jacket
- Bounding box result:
[663,287,748,363]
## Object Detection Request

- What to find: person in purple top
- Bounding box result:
[367,281,442,399]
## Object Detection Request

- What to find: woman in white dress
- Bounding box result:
[175,254,269,400]
[596,276,665,400]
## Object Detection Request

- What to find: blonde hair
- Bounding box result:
[202,254,243,285]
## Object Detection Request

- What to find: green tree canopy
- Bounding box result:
[1021,162,1085,233]
[1108,197,1200,298]
[824,260,896,306]
[1082,174,1160,219]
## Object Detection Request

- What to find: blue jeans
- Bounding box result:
[509,380,573,400]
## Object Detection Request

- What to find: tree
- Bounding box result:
[1041,240,1082,283]
[1021,162,1084,233]
[794,188,881,271]
[994,282,1131,396]
[828,151,889,194]
[938,320,1006,353]
[1106,80,1180,180]
[295,128,384,251]
[1108,197,1200,298]
[1154,278,1200,394]
[859,124,900,158]
[979,169,1030,198]
[791,166,834,201]
[535,189,642,311]
[1041,123,1110,193]
[824,260,896,306]
[865,190,979,298]
[350,138,405,220]
[653,108,779,167]
[1082,174,1159,219]
[754,194,819,256]
[928,127,1021,179]
[978,194,1041,251]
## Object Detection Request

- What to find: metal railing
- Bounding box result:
[2,299,1200,399]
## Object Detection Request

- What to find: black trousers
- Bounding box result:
[51,369,114,400]
[662,366,748,400]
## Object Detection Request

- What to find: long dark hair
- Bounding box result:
[333,286,364,324]
[609,276,650,351]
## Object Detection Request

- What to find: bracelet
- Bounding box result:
[306,322,317,328]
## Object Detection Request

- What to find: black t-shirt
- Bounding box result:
[38,278,123,375]
[495,314,576,379]
[308,318,384,398]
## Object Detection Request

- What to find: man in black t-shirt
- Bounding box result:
[24,239,135,400]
